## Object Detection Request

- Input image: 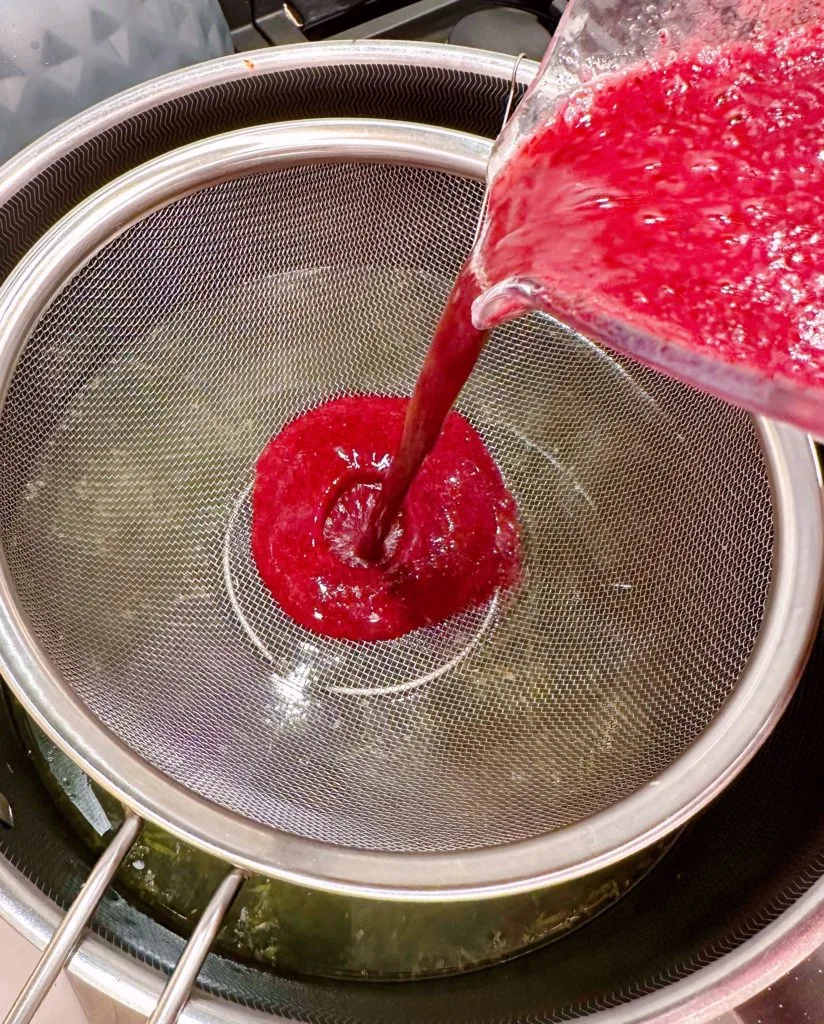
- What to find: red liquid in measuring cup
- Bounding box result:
[478,25,824,387]
[252,395,520,641]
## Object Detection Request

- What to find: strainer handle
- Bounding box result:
[4,812,143,1024]
[147,866,245,1024]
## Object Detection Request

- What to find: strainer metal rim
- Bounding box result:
[0,119,820,900]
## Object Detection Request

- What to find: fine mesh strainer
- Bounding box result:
[0,118,821,1017]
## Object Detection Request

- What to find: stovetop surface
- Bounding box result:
[219,0,561,58]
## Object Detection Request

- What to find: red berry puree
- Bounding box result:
[480,25,824,387]
[251,396,520,642]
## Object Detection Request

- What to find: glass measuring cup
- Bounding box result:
[472,0,824,436]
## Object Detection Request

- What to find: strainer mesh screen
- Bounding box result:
[0,162,773,853]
